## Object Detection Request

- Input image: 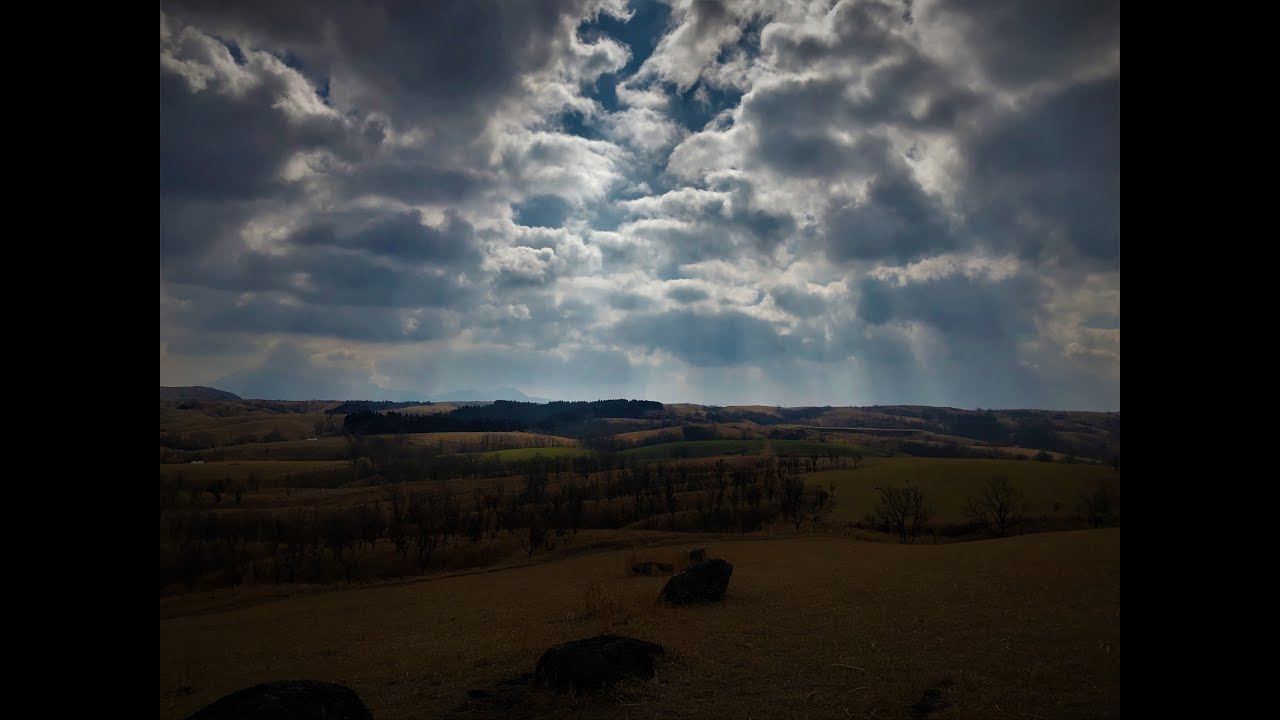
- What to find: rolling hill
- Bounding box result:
[160,386,241,401]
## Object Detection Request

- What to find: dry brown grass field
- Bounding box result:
[723,405,785,417]
[160,407,339,446]
[160,529,1120,720]
[612,427,687,445]
[158,460,352,486]
[183,438,353,462]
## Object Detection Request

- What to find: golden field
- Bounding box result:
[160,528,1120,720]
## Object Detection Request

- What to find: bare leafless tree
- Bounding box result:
[809,484,836,532]
[964,475,1025,538]
[782,475,807,533]
[874,484,931,543]
[408,493,440,574]
[519,509,553,561]
[1077,484,1117,528]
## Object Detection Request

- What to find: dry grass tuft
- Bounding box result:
[580,581,626,630]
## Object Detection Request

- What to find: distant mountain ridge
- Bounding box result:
[430,387,551,403]
[160,386,242,401]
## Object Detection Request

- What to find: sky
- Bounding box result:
[159,0,1119,409]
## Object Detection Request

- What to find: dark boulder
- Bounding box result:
[186,680,373,720]
[533,634,665,693]
[688,548,706,563]
[659,558,733,604]
[631,561,674,576]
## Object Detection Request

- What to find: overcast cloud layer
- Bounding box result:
[160,0,1119,409]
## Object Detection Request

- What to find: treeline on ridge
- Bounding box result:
[344,399,664,435]
[327,400,434,415]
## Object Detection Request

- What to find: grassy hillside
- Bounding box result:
[618,438,880,459]
[183,438,353,462]
[160,386,242,401]
[160,402,341,451]
[159,460,353,488]
[460,447,593,461]
[160,529,1121,720]
[400,432,578,453]
[811,458,1121,525]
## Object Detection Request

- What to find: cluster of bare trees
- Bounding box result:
[163,428,1124,593]
[159,473,255,511]
[874,484,933,543]
[869,474,1119,544]
[160,453,851,593]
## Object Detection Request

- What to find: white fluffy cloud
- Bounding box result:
[161,0,1119,409]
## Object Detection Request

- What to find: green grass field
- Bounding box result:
[459,446,593,461]
[618,439,882,459]
[810,457,1120,525]
[160,529,1121,720]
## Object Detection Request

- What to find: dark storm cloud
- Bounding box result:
[159,196,259,259]
[855,53,984,129]
[613,310,785,366]
[514,195,573,228]
[744,84,901,178]
[823,159,958,262]
[160,0,595,127]
[346,161,487,205]
[932,0,1120,87]
[165,242,476,310]
[208,302,453,343]
[690,0,729,33]
[296,253,474,308]
[170,286,458,342]
[706,175,797,249]
[857,274,1037,340]
[960,75,1120,264]
[770,286,829,318]
[159,73,337,202]
[763,0,901,69]
[293,209,480,265]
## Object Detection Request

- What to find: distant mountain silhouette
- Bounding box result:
[430,387,550,403]
[160,385,242,401]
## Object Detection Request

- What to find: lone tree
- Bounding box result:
[519,508,554,561]
[964,475,1025,537]
[873,484,931,543]
[781,475,808,533]
[808,484,836,532]
[1078,484,1117,528]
